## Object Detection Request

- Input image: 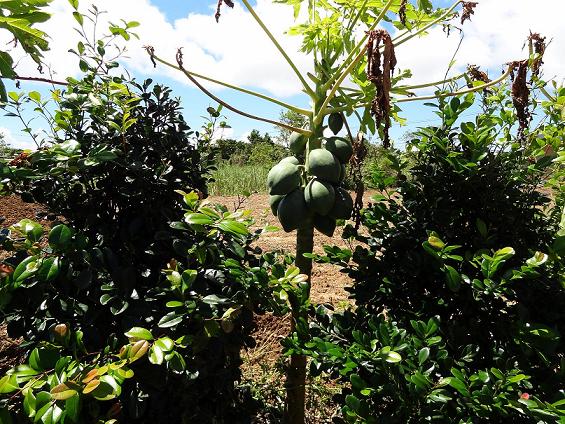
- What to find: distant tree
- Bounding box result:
[247,129,274,145]
[0,132,18,158]
[274,109,308,147]
[215,138,250,162]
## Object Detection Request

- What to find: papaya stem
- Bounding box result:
[395,65,513,103]
[400,72,466,91]
[239,0,316,99]
[283,224,314,424]
[150,55,311,117]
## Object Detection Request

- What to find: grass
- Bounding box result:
[209,163,270,196]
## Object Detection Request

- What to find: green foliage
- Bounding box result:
[0,193,288,422]
[0,0,52,100]
[0,8,285,422]
[293,92,565,422]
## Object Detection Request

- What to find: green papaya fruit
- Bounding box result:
[328,112,344,135]
[304,178,335,216]
[267,162,300,195]
[324,137,353,163]
[330,188,353,219]
[289,132,307,154]
[307,149,341,183]
[314,215,336,237]
[280,156,300,165]
[277,188,310,232]
[269,194,285,216]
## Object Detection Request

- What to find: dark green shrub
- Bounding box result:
[292,92,565,422]
[0,192,282,422]
[0,11,281,421]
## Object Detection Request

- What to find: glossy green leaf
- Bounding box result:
[0,375,19,394]
[184,213,214,225]
[148,345,164,365]
[418,347,430,365]
[48,225,73,249]
[50,383,77,400]
[158,312,183,328]
[124,327,153,341]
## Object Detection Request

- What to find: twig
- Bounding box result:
[7,76,68,86]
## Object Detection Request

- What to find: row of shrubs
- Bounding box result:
[1,49,564,424]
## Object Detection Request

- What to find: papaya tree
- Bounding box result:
[144,1,549,422]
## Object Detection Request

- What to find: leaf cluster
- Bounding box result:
[292,91,565,422]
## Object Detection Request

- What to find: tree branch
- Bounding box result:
[5,75,68,86]
[148,48,312,136]
[150,54,312,117]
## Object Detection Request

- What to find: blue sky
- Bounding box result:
[1,0,564,150]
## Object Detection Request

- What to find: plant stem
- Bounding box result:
[347,0,370,31]
[7,76,68,86]
[240,0,316,99]
[150,50,312,136]
[537,83,557,103]
[284,224,314,424]
[315,0,395,124]
[151,55,312,116]
[392,0,462,48]
[396,65,513,103]
[400,73,466,91]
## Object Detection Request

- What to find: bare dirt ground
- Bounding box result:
[0,196,50,372]
[208,193,365,306]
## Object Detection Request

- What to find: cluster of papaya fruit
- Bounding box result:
[267,114,353,236]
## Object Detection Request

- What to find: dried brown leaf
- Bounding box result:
[461,2,478,25]
[510,60,530,139]
[367,29,396,149]
[216,0,235,23]
[399,0,408,26]
[528,32,546,77]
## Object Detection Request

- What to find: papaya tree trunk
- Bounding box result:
[284,224,314,424]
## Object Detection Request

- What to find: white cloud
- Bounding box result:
[0,127,37,150]
[3,0,564,108]
[238,131,252,142]
[3,0,311,98]
[396,0,565,87]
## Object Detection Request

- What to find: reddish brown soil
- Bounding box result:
[0,196,50,372]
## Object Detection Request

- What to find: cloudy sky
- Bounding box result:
[1,0,564,149]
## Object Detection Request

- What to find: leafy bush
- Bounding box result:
[0,192,283,422]
[0,13,280,421]
[292,92,565,422]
